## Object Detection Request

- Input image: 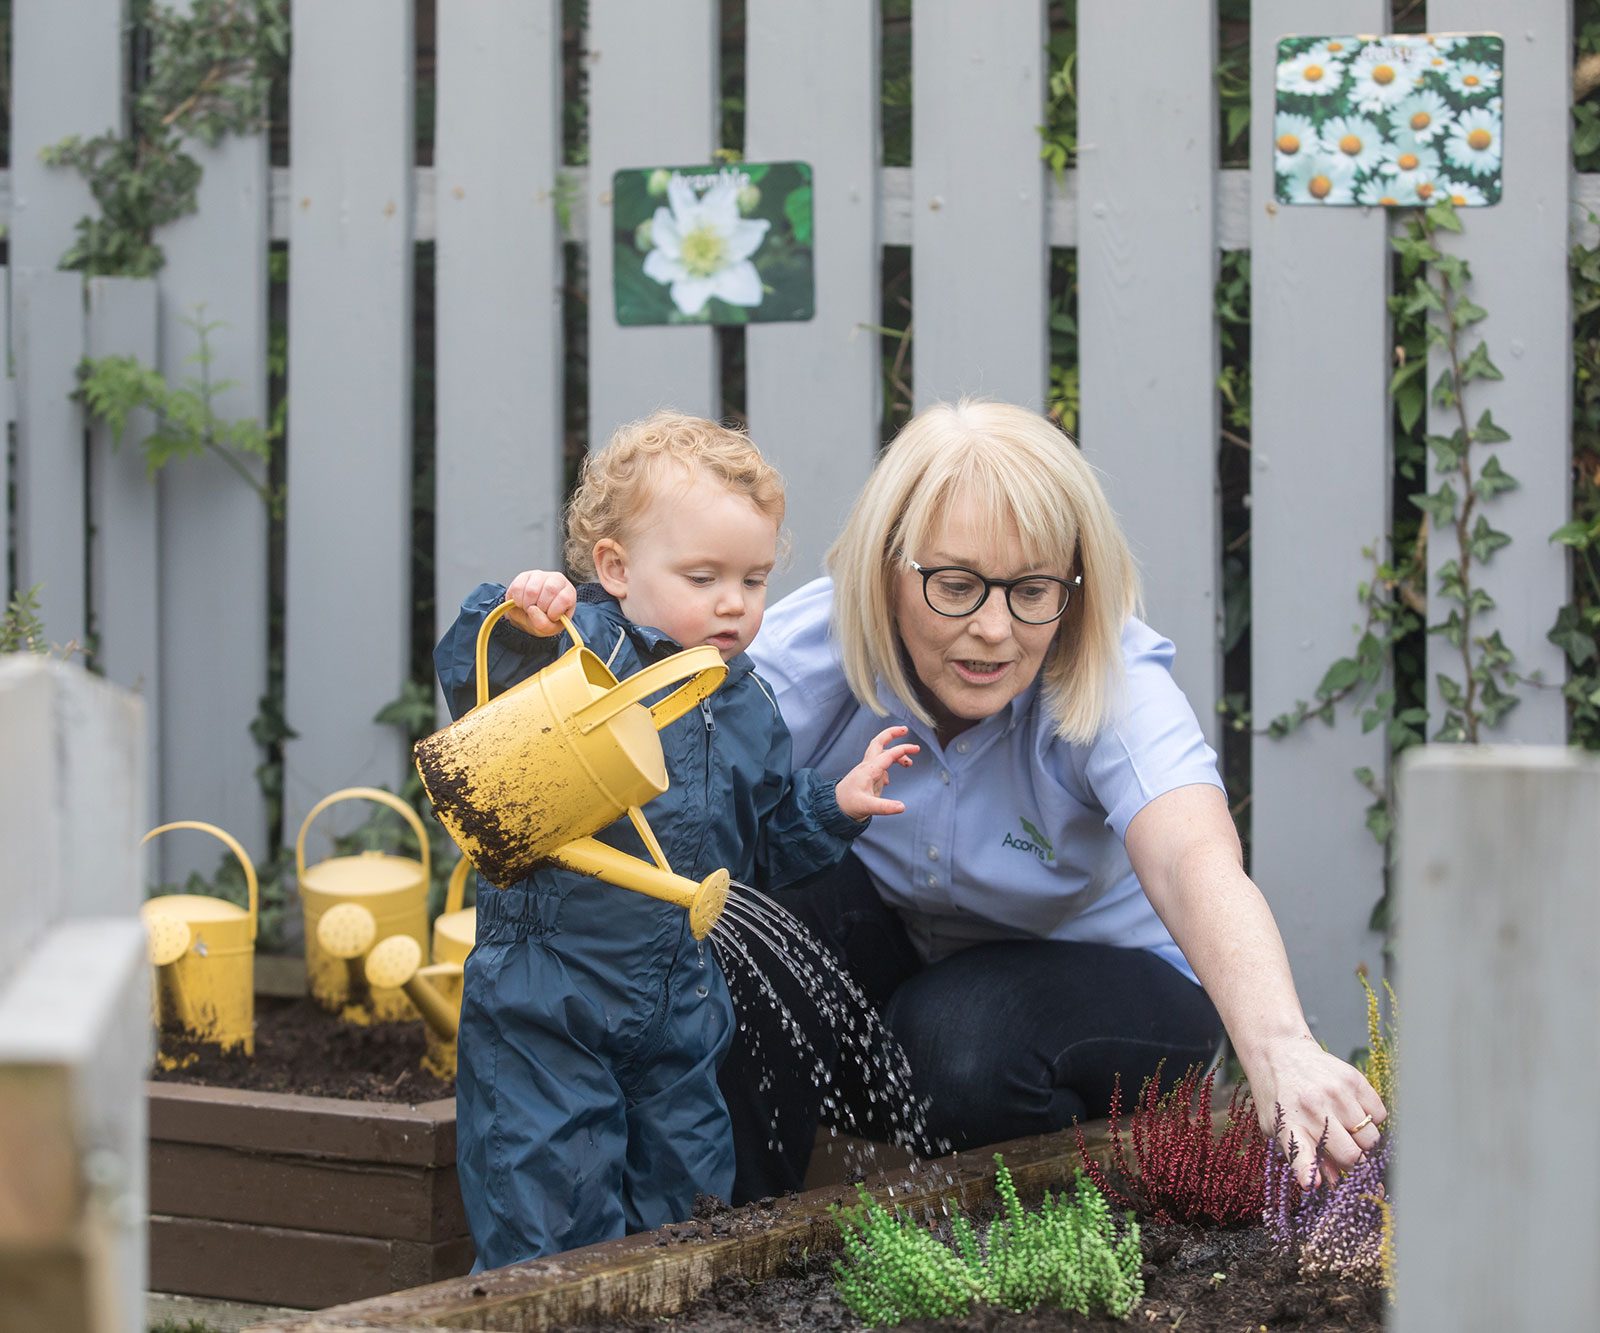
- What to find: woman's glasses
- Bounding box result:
[908,560,1081,625]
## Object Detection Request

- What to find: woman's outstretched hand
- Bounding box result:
[1246,1034,1387,1187]
[835,725,919,821]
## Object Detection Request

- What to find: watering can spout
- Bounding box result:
[366,936,461,1042]
[550,836,729,940]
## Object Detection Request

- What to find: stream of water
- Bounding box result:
[707,881,961,1210]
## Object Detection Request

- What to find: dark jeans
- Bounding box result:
[717,853,1225,1203]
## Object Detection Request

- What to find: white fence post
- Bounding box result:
[745,0,882,593]
[1394,746,1600,1333]
[1425,0,1572,743]
[911,0,1048,410]
[0,658,150,1333]
[283,0,417,831]
[435,0,565,651]
[1247,0,1392,1058]
[1078,0,1221,742]
[153,0,273,879]
[586,0,719,446]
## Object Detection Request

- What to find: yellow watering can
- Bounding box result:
[140,821,258,1054]
[414,603,732,940]
[299,787,431,1022]
[432,852,477,968]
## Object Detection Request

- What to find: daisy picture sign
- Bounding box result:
[612,161,815,326]
[1274,33,1503,207]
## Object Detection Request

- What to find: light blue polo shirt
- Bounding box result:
[748,578,1224,984]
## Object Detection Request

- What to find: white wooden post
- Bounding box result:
[745,0,882,592]
[154,0,273,878]
[435,0,565,649]
[1248,0,1391,1057]
[911,0,1047,410]
[1425,1,1571,743]
[586,0,719,446]
[283,0,417,829]
[1078,0,1221,742]
[1394,746,1600,1333]
[86,278,162,834]
[0,658,150,1333]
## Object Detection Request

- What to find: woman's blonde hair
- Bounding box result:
[826,399,1141,744]
[564,410,786,578]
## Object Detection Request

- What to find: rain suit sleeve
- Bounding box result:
[435,582,565,722]
[752,710,867,892]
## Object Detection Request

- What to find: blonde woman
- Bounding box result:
[719,399,1385,1199]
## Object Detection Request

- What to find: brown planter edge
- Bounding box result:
[149,1081,469,1309]
[245,1118,1129,1333]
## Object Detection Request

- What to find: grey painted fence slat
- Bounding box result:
[284,1,415,832]
[1077,0,1221,743]
[154,0,273,876]
[12,269,88,650]
[0,270,9,599]
[1248,0,1390,1058]
[1427,1,1570,744]
[435,0,563,653]
[586,1,718,450]
[1395,748,1600,1332]
[745,0,881,592]
[8,0,124,276]
[86,276,161,833]
[911,0,1047,409]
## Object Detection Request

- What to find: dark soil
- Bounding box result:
[150,995,454,1103]
[584,1212,1384,1333]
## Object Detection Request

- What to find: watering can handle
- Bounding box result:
[142,821,260,943]
[445,854,473,915]
[474,600,584,710]
[295,787,432,885]
[573,646,728,736]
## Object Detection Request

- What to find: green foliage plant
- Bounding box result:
[40,0,288,276]
[78,309,283,515]
[0,585,49,654]
[831,1157,1142,1326]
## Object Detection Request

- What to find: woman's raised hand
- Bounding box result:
[504,570,578,636]
[835,725,920,821]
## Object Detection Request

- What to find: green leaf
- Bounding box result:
[1317,657,1362,697]
[1550,517,1599,549]
[1468,516,1512,563]
[1475,455,1518,499]
[1451,298,1488,328]
[1411,482,1458,527]
[1427,198,1463,233]
[1436,673,1466,708]
[1431,367,1458,409]
[1458,340,1504,384]
[1425,431,1465,471]
[1472,411,1510,445]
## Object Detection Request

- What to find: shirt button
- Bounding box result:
[940,770,951,784]
[956,740,969,754]
[926,874,938,888]
[927,846,939,861]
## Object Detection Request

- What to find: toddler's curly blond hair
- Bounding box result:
[564,411,787,579]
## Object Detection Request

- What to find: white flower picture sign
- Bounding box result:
[612,161,815,326]
[1275,33,1503,207]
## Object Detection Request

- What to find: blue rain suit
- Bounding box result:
[437,583,864,1267]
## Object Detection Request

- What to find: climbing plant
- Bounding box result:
[40,0,287,276]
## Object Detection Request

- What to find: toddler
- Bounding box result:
[436,410,916,1265]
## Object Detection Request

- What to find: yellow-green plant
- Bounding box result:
[1359,971,1399,1117]
[832,1158,1142,1327]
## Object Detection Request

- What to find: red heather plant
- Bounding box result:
[1073,1061,1271,1227]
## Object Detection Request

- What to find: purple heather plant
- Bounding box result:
[1263,1106,1394,1290]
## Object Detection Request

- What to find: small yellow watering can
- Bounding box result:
[414,603,731,939]
[299,787,431,1022]
[365,856,475,1079]
[140,821,258,1054]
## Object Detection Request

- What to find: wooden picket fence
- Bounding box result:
[0,0,1578,1056]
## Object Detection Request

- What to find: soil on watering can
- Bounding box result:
[150,994,455,1103]
[583,1198,1385,1333]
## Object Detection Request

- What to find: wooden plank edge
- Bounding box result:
[244,1116,1157,1332]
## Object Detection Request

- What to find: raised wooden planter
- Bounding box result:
[148,1082,472,1310]
[245,1121,1119,1332]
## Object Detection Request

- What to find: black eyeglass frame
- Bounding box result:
[907,559,1083,625]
